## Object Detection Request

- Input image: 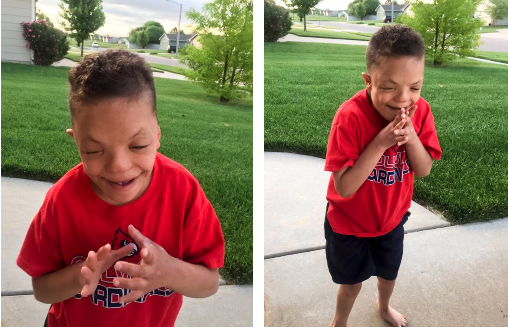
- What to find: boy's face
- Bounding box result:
[362,56,425,122]
[67,93,160,206]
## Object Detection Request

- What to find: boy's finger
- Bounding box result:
[110,243,135,261]
[96,244,111,258]
[394,119,406,130]
[141,248,155,265]
[119,290,145,304]
[86,251,97,270]
[128,225,154,248]
[114,261,146,278]
[113,277,147,292]
[408,104,418,118]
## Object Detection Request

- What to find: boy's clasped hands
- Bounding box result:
[376,105,418,149]
[79,225,177,304]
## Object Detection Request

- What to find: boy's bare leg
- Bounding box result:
[376,277,408,327]
[330,283,362,327]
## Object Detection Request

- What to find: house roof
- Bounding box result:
[159,33,198,42]
[377,4,410,11]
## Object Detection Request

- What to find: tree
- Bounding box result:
[486,0,508,24]
[401,0,484,65]
[128,21,165,49]
[180,0,253,102]
[169,27,185,34]
[384,0,398,4]
[265,0,293,42]
[285,0,322,31]
[348,0,379,19]
[59,0,106,56]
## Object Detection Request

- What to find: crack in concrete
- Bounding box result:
[2,290,34,297]
[264,224,452,260]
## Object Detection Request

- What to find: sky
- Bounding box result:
[37,0,209,37]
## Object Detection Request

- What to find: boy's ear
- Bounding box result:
[66,129,74,138]
[157,126,161,149]
[361,72,372,91]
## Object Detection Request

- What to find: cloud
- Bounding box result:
[37,0,207,36]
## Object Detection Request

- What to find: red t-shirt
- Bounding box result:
[325,89,442,237]
[17,152,225,327]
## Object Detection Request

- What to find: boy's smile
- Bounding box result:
[67,93,160,206]
[362,56,425,122]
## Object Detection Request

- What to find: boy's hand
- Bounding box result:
[112,225,178,304]
[80,243,135,297]
[394,105,418,146]
[374,110,409,150]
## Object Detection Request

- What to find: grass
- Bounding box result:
[473,50,508,64]
[1,63,253,284]
[265,42,508,225]
[153,53,178,58]
[477,25,508,33]
[295,15,347,22]
[289,28,371,41]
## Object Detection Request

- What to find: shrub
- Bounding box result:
[21,19,69,66]
[264,0,292,42]
[368,22,375,25]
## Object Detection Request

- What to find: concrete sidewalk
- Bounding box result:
[264,152,508,327]
[1,177,252,327]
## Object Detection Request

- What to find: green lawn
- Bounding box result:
[64,54,184,75]
[473,50,508,64]
[153,53,178,58]
[1,63,253,284]
[265,42,508,225]
[296,15,348,22]
[478,25,508,33]
[289,28,371,41]
[148,63,185,75]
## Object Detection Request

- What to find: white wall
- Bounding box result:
[1,0,34,64]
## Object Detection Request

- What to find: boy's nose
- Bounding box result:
[395,89,411,104]
[107,151,131,173]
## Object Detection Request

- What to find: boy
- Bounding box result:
[16,49,225,327]
[324,25,442,327]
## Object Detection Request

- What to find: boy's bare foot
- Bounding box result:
[376,299,408,327]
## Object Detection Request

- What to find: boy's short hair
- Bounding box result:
[366,24,425,73]
[68,49,156,120]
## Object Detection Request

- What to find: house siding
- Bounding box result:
[1,0,34,64]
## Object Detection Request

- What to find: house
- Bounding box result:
[475,0,508,25]
[1,0,36,64]
[158,33,198,51]
[376,4,410,21]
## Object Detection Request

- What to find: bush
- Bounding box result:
[356,21,365,24]
[21,19,69,66]
[264,0,292,42]
[368,22,375,25]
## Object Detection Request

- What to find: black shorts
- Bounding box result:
[324,205,410,285]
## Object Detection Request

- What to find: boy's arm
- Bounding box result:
[32,262,86,304]
[333,114,407,198]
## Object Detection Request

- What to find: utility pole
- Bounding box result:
[391,0,394,24]
[166,0,182,58]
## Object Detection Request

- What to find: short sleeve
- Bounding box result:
[16,193,65,278]
[182,185,225,269]
[417,106,442,161]
[324,111,360,172]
